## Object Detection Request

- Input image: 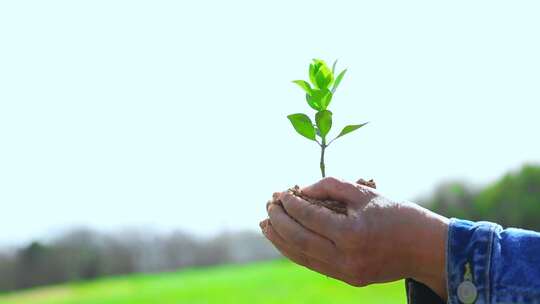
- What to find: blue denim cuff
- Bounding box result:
[447,218,501,304]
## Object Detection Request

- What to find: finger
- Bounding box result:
[301,177,376,206]
[267,203,340,264]
[279,191,344,240]
[262,221,362,286]
[266,191,283,211]
[260,218,269,230]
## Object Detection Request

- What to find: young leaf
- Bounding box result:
[307,89,332,111]
[314,64,334,90]
[332,69,347,93]
[315,110,332,138]
[336,123,368,139]
[319,89,333,110]
[309,63,318,87]
[292,80,313,95]
[332,59,338,75]
[310,59,334,89]
[306,93,322,111]
[287,113,317,141]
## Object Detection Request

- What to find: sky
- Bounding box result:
[1,1,539,246]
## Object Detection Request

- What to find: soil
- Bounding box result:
[275,178,376,216]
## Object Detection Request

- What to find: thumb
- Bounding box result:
[301,177,373,206]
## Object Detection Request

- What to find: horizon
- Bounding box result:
[1,162,538,248]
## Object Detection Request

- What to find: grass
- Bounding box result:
[0,260,406,304]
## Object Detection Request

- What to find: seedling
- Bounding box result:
[287,59,368,178]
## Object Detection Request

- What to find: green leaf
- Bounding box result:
[292,80,313,95]
[309,63,318,86]
[306,93,321,111]
[309,59,334,89]
[332,69,347,93]
[312,59,326,66]
[306,89,332,111]
[287,113,317,141]
[315,110,332,138]
[332,59,338,75]
[336,123,368,139]
[314,64,333,90]
[319,89,333,110]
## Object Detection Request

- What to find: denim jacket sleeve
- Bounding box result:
[407,218,540,304]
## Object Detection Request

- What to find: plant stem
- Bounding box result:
[320,138,326,178]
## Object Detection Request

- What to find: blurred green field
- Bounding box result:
[0,260,405,304]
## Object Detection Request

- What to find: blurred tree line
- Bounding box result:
[422,164,540,230]
[0,230,278,292]
[0,164,538,293]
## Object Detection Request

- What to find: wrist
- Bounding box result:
[407,205,449,300]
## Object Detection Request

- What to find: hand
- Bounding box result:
[260,177,449,299]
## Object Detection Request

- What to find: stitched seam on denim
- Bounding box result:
[485,224,495,304]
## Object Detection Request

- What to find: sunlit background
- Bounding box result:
[1,1,539,303]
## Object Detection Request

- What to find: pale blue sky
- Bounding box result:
[1,1,539,246]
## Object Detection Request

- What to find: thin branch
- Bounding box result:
[320,138,327,178]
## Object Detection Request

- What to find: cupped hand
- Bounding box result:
[261,177,449,299]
